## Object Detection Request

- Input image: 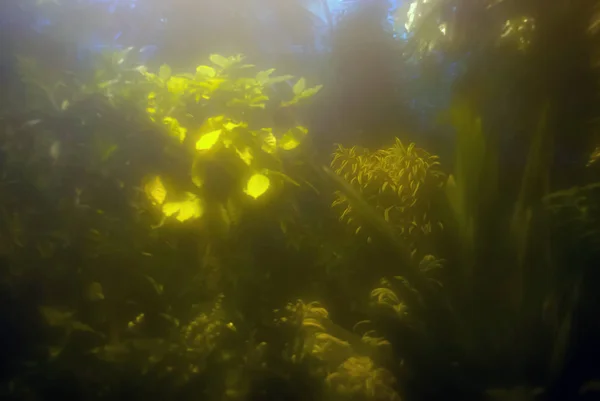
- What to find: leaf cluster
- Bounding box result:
[330,138,445,244]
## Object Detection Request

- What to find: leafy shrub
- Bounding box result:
[85,51,323,228]
[1,50,327,400]
[330,138,445,246]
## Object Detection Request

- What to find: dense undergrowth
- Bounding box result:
[2,1,600,401]
[0,48,596,401]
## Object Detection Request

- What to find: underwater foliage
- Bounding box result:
[87,51,323,227]
[0,49,332,400]
[3,0,600,400]
[275,298,401,401]
[326,356,400,401]
[544,182,600,254]
[330,138,445,245]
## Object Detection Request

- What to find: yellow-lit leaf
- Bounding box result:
[250,95,269,107]
[206,115,224,126]
[268,170,300,186]
[162,193,204,222]
[236,147,253,166]
[145,176,167,206]
[384,206,393,222]
[196,65,216,78]
[224,121,244,131]
[162,203,180,217]
[210,54,230,68]
[280,134,300,150]
[222,137,233,148]
[191,160,204,188]
[256,69,275,84]
[261,132,277,154]
[196,129,222,150]
[244,174,270,199]
[147,92,157,114]
[267,75,294,85]
[196,78,226,96]
[139,67,160,84]
[281,83,322,107]
[296,126,309,135]
[293,78,306,95]
[192,174,203,188]
[162,117,187,142]
[301,85,322,99]
[280,126,308,151]
[167,76,188,94]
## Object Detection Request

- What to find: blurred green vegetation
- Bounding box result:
[2,1,600,401]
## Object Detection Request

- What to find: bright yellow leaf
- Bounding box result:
[244,174,270,199]
[144,176,167,206]
[146,92,157,116]
[162,193,204,222]
[196,129,222,150]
